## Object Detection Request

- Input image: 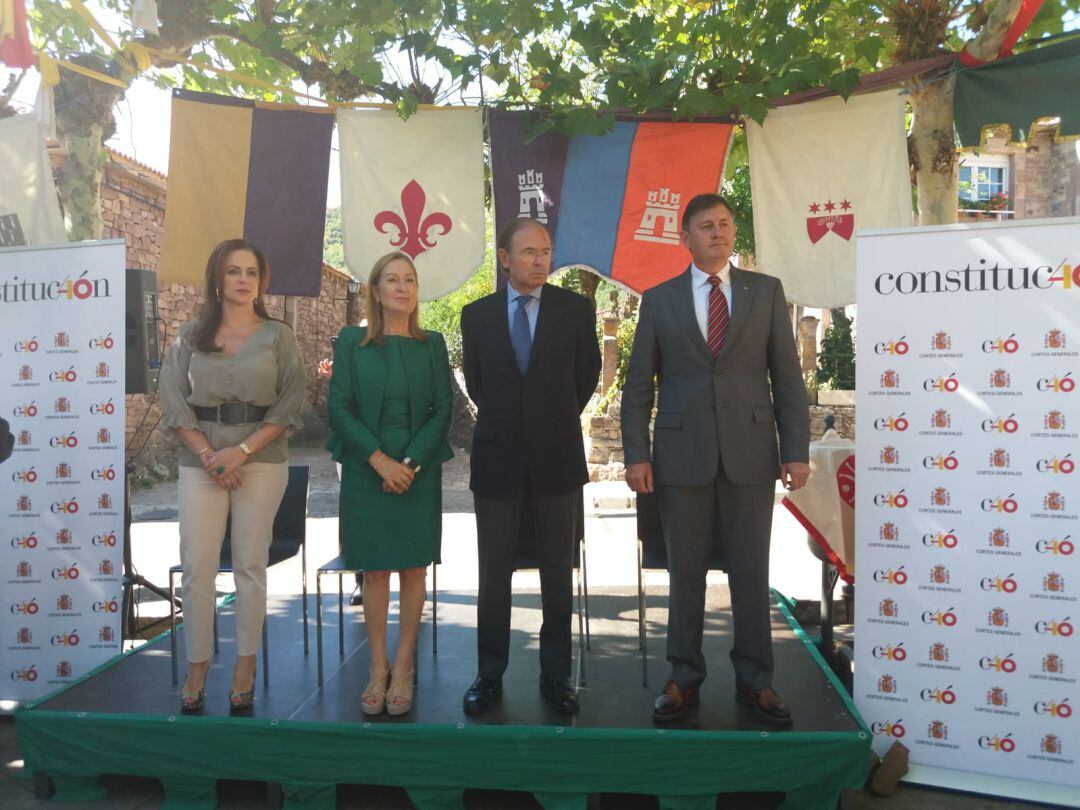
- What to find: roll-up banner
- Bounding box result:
[0,240,126,703]
[855,218,1080,804]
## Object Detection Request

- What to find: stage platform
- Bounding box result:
[15,586,868,810]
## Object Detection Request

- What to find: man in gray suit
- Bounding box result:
[622,193,810,725]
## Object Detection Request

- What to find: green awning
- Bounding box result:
[954,36,1080,148]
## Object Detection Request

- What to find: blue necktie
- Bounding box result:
[511,295,532,374]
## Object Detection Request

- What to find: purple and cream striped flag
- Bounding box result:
[161,90,334,296]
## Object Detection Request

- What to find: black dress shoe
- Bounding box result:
[652,680,699,723]
[463,676,502,716]
[349,582,363,606]
[539,676,580,714]
[736,685,793,726]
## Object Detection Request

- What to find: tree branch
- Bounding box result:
[963,0,1025,62]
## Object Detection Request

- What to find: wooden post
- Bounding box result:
[799,315,821,375]
[601,315,620,393]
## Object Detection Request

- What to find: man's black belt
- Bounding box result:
[193,403,269,425]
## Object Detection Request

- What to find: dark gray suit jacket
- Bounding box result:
[621,266,809,487]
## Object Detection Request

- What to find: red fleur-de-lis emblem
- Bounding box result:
[374,180,453,259]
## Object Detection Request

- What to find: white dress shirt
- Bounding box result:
[690,261,733,342]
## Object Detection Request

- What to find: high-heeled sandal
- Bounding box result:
[386,668,415,716]
[181,671,207,714]
[361,666,391,716]
[180,689,205,714]
[228,670,256,712]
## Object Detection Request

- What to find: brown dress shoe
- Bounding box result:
[653,680,699,723]
[736,685,792,726]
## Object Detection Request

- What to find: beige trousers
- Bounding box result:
[178,462,289,662]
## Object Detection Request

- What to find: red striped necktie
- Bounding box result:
[706,275,729,357]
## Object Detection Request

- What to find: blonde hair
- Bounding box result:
[360,251,428,347]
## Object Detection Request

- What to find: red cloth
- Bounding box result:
[1,0,34,69]
[781,430,856,583]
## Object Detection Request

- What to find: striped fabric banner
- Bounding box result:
[160,90,334,296]
[490,111,734,293]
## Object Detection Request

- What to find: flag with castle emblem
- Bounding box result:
[338,108,485,301]
[746,91,911,308]
[489,111,735,294]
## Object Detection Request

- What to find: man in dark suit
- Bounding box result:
[460,217,601,715]
[622,193,810,725]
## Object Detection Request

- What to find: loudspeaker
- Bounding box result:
[125,268,161,395]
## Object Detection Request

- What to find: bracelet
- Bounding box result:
[196,447,212,457]
[238,441,253,456]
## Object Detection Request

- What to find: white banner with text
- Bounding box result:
[0,240,125,702]
[856,217,1079,790]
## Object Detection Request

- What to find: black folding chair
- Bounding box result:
[635,491,725,687]
[169,465,310,685]
[513,491,591,685]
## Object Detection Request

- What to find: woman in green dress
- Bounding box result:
[326,251,453,716]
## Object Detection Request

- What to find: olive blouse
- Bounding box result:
[159,319,306,467]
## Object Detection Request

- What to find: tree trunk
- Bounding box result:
[907,0,1025,226]
[52,56,125,241]
[909,75,958,226]
[577,269,599,305]
[964,0,1024,63]
[57,127,108,240]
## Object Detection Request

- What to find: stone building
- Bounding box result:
[958,122,1080,221]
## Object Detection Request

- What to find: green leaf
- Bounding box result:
[395,91,420,119]
[827,67,861,98]
[853,36,883,67]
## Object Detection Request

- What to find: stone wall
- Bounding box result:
[809,405,855,441]
[584,393,627,482]
[1011,129,1056,219]
[86,151,357,481]
[1051,137,1080,217]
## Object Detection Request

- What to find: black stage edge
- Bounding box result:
[15,586,869,810]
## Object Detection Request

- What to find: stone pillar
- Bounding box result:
[601,314,620,393]
[799,315,820,375]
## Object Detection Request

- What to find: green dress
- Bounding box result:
[325,327,454,571]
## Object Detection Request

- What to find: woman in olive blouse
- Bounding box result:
[160,238,306,714]
[326,251,453,716]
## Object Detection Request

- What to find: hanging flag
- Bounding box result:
[34,53,60,141]
[0,115,65,247]
[0,0,33,69]
[131,0,159,35]
[489,111,735,294]
[746,91,911,308]
[160,90,334,296]
[955,36,1080,147]
[338,107,485,301]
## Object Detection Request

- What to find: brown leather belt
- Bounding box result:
[192,403,269,425]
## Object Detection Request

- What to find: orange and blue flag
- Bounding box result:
[490,111,734,293]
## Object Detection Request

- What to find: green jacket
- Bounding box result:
[324,326,454,470]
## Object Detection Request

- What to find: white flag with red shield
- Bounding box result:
[746,91,912,308]
[338,108,485,301]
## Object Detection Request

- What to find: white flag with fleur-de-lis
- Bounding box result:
[338,107,485,301]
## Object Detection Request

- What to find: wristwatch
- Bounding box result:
[238,441,253,457]
[402,456,421,473]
